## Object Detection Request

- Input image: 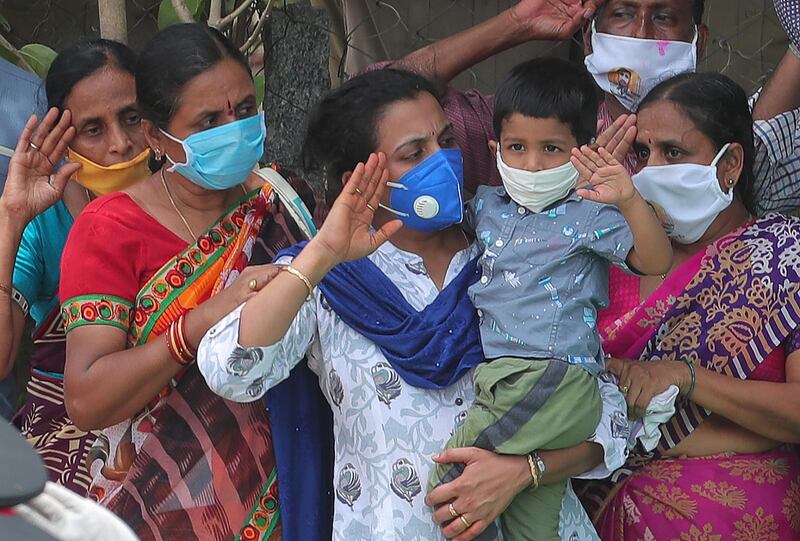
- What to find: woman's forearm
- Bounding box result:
[0,208,29,378]
[691,358,800,443]
[239,239,336,347]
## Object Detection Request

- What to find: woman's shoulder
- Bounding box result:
[70,192,150,234]
[25,199,72,239]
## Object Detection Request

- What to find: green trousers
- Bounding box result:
[428,358,602,541]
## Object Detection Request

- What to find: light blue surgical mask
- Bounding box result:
[161,112,267,190]
[380,148,464,232]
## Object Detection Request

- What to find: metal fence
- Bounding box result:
[320,0,788,94]
[2,0,789,94]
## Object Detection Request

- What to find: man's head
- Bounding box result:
[584,0,708,57]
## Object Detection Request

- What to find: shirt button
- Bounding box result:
[495,239,504,247]
[455,398,464,406]
[477,309,483,317]
[517,207,526,215]
[480,276,489,284]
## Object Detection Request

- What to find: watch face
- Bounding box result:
[534,453,546,474]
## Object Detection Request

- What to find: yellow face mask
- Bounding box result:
[67,147,151,195]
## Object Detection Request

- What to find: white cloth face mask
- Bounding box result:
[496,149,579,213]
[632,143,733,244]
[584,21,698,112]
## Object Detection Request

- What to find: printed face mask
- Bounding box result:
[161,112,266,191]
[632,144,732,244]
[380,148,464,232]
[584,21,697,111]
[496,149,579,213]
[67,147,151,195]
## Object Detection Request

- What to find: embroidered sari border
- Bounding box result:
[61,294,133,333]
[131,188,264,345]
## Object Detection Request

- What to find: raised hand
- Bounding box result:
[594,113,637,163]
[512,0,605,41]
[313,152,403,265]
[570,145,637,208]
[0,108,80,224]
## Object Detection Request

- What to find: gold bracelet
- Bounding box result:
[282,265,314,298]
[0,283,11,296]
[527,453,540,490]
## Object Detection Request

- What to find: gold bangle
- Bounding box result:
[527,453,540,490]
[282,265,314,297]
[0,283,11,296]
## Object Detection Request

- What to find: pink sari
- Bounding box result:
[580,215,800,540]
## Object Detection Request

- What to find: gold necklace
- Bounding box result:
[160,168,197,240]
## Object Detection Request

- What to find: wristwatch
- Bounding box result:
[530,450,546,479]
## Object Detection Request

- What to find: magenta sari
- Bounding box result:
[580,214,800,540]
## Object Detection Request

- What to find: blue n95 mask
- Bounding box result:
[161,112,267,190]
[380,148,464,232]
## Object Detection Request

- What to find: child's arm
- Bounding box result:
[570,146,672,276]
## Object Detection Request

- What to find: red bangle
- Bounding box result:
[166,317,193,366]
[176,314,197,359]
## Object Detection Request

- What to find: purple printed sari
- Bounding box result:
[579,213,800,540]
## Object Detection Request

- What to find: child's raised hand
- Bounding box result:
[570,145,637,208]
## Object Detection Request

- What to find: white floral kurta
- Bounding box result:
[197,241,628,541]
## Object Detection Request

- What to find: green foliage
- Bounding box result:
[158,0,209,28]
[0,12,11,33]
[254,72,265,108]
[18,43,57,78]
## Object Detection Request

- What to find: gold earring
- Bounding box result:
[727,178,735,186]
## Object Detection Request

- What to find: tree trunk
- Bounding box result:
[97,0,128,44]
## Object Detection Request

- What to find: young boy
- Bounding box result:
[427,57,672,540]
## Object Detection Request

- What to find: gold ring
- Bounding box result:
[459,515,471,529]
[248,279,258,291]
[29,142,39,150]
[366,203,376,212]
[355,188,362,194]
[620,385,630,394]
[448,502,459,519]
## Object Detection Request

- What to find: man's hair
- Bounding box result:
[493,57,599,146]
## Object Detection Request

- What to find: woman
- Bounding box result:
[197,68,632,541]
[0,39,148,494]
[582,73,800,539]
[59,24,316,540]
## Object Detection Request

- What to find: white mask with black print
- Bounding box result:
[632,144,733,244]
[584,20,698,112]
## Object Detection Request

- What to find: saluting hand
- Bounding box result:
[512,0,605,41]
[0,108,80,224]
[570,145,638,209]
[312,152,403,266]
